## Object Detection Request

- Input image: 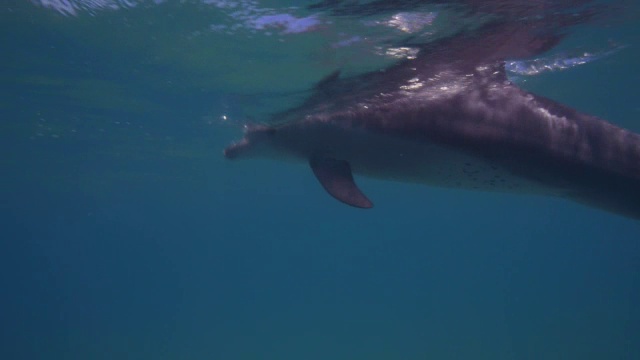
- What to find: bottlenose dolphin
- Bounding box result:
[223,16,640,219]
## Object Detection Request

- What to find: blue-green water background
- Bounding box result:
[2,1,640,359]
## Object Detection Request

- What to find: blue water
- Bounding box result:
[2,1,640,359]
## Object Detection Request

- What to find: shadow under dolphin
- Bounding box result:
[224,3,640,220]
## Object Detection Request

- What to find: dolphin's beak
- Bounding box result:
[224,124,276,159]
[223,138,249,159]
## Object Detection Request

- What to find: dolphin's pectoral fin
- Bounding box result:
[309,157,373,209]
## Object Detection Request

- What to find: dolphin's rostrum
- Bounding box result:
[224,14,640,220]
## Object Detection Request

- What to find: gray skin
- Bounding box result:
[224,21,640,219]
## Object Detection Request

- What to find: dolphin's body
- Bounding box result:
[224,20,640,219]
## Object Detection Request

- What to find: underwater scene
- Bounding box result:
[2,0,640,359]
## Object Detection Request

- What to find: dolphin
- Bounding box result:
[223,18,640,220]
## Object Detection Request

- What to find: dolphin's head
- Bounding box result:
[223,124,278,160]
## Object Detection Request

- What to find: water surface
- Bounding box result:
[2,1,640,359]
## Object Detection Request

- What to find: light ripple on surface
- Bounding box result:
[506,46,625,77]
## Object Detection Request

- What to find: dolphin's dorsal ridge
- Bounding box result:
[314,70,341,90]
[309,157,373,209]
